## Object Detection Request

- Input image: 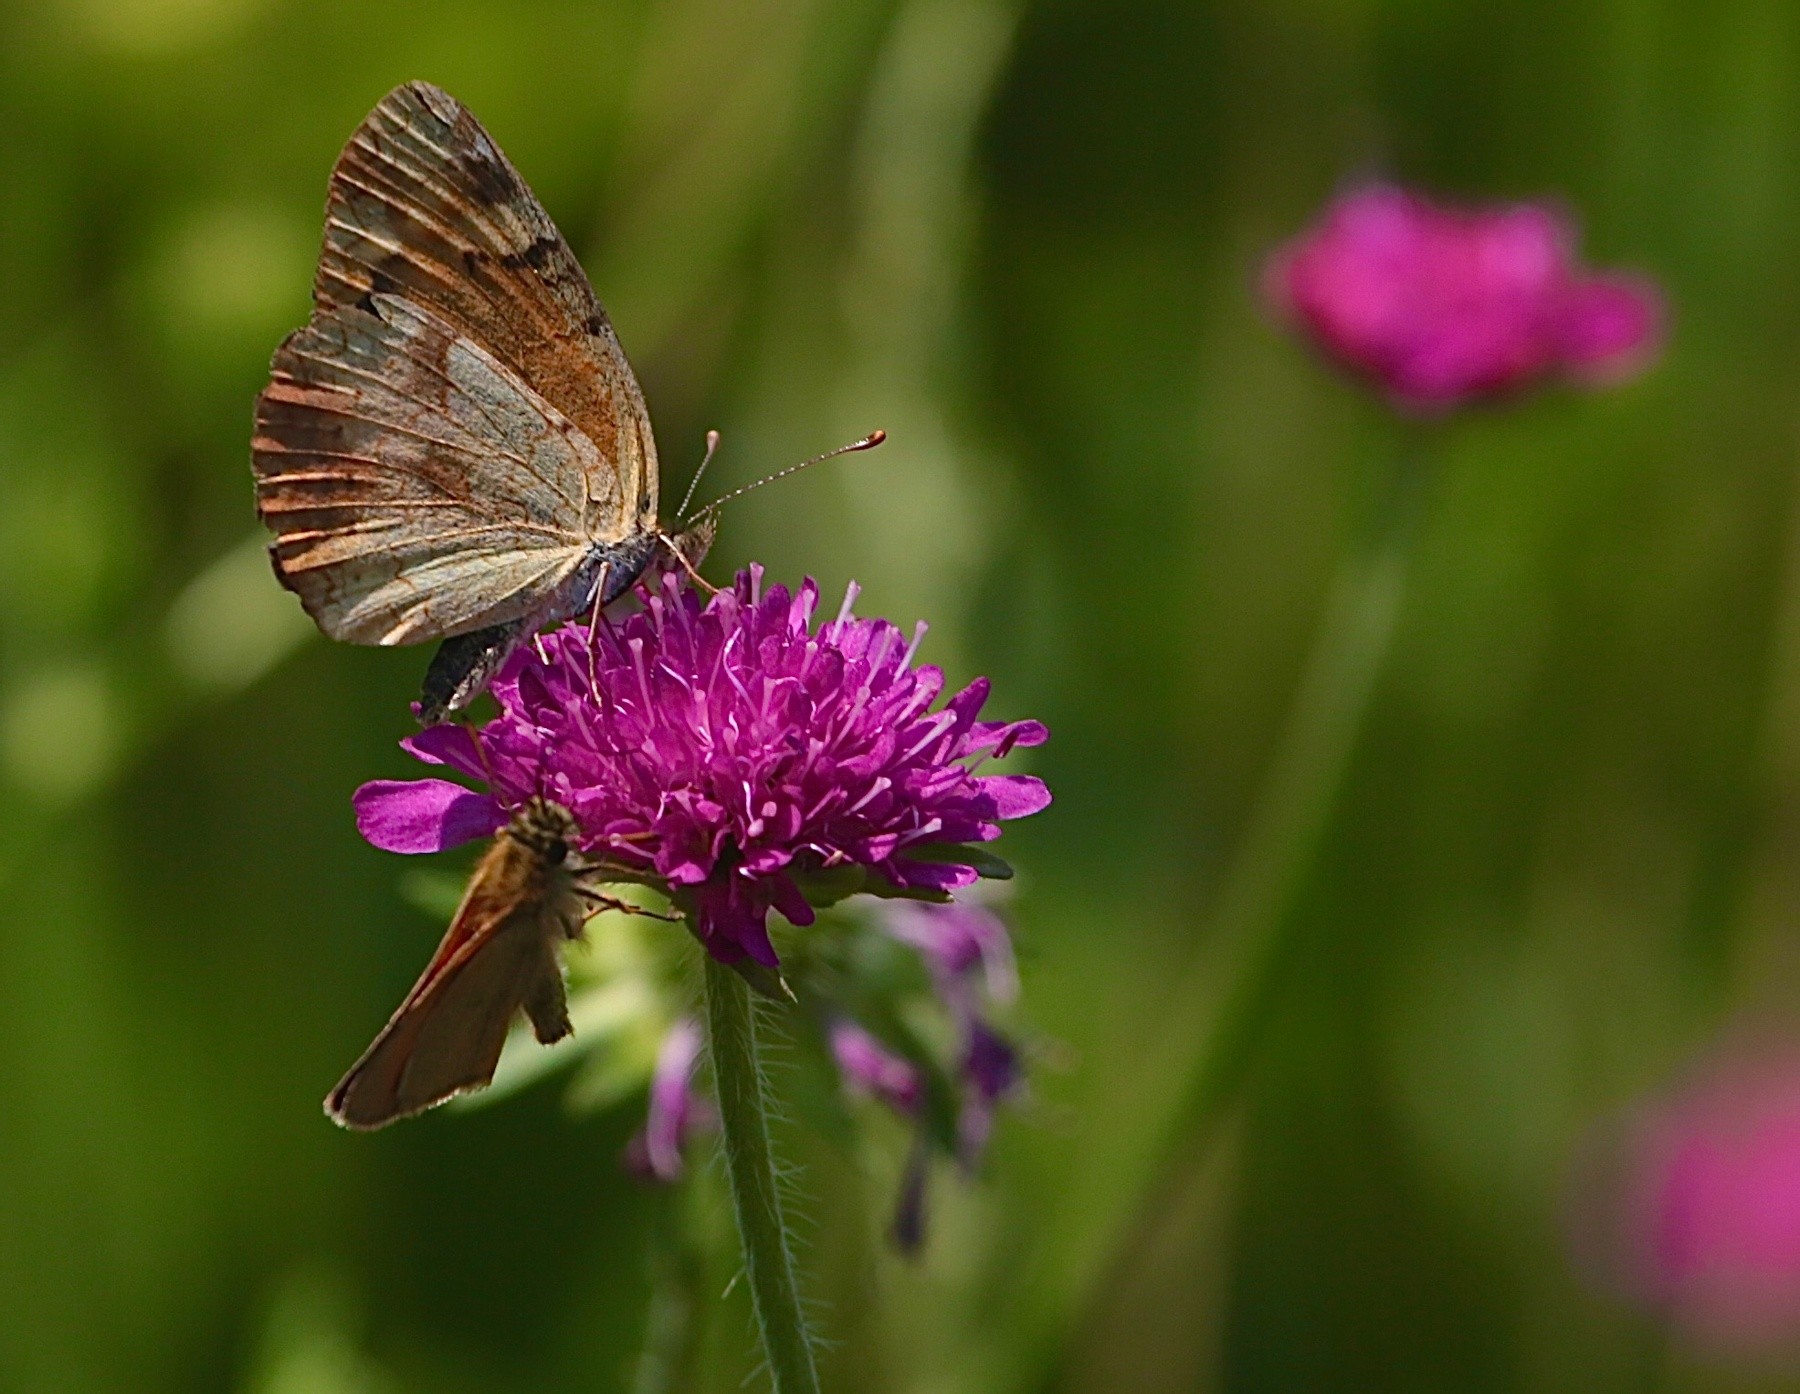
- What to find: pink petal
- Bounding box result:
[400,723,487,778]
[353,779,503,854]
[890,859,980,893]
[768,872,816,928]
[1559,274,1664,379]
[967,718,1051,756]
[979,774,1052,819]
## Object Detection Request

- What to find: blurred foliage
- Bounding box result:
[2,0,1799,1390]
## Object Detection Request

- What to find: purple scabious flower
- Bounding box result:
[625,1018,711,1183]
[353,568,1050,969]
[1266,184,1663,411]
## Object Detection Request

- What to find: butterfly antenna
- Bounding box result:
[460,714,499,790]
[687,431,886,520]
[675,430,720,523]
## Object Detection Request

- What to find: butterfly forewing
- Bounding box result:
[325,805,583,1130]
[257,294,616,644]
[255,80,661,657]
[315,80,657,535]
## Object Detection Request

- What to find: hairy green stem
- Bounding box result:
[703,956,820,1394]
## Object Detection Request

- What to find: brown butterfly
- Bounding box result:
[326,796,646,1129]
[253,81,718,724]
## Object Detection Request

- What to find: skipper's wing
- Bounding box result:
[316,80,657,542]
[325,837,575,1130]
[255,293,612,645]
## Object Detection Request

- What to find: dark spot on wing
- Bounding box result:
[407,82,462,129]
[356,265,404,313]
[463,131,522,207]
[499,236,560,272]
[583,313,608,336]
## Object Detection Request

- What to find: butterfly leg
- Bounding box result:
[585,562,611,642]
[573,883,679,923]
[457,712,499,786]
[584,561,611,702]
[657,534,720,596]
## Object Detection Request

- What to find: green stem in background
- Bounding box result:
[1036,432,1436,1388]
[1157,432,1430,1162]
[631,1187,706,1394]
[702,955,821,1394]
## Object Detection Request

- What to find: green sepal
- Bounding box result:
[789,863,869,909]
[729,956,796,1003]
[904,841,1015,880]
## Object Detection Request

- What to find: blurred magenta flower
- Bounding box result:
[831,1020,925,1114]
[1266,183,1662,410]
[626,1018,712,1184]
[958,1019,1023,1163]
[882,897,1019,1010]
[353,568,1050,968]
[1580,1038,1800,1353]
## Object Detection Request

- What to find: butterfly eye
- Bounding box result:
[546,838,568,865]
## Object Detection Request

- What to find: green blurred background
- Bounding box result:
[2,0,1796,1389]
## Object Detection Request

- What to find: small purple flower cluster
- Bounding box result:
[623,895,1027,1223]
[355,568,1049,968]
[1267,184,1662,411]
[830,898,1025,1250]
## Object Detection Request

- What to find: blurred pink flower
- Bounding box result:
[1266,184,1662,411]
[1585,1040,1800,1353]
[625,1018,713,1184]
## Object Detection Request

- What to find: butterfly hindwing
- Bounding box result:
[254,292,607,644]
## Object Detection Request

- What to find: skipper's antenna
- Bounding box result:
[687,431,886,520]
[675,430,720,523]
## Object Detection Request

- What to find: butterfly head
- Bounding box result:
[509,796,580,865]
[668,509,718,573]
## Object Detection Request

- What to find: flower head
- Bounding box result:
[1266,183,1662,411]
[354,569,1050,969]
